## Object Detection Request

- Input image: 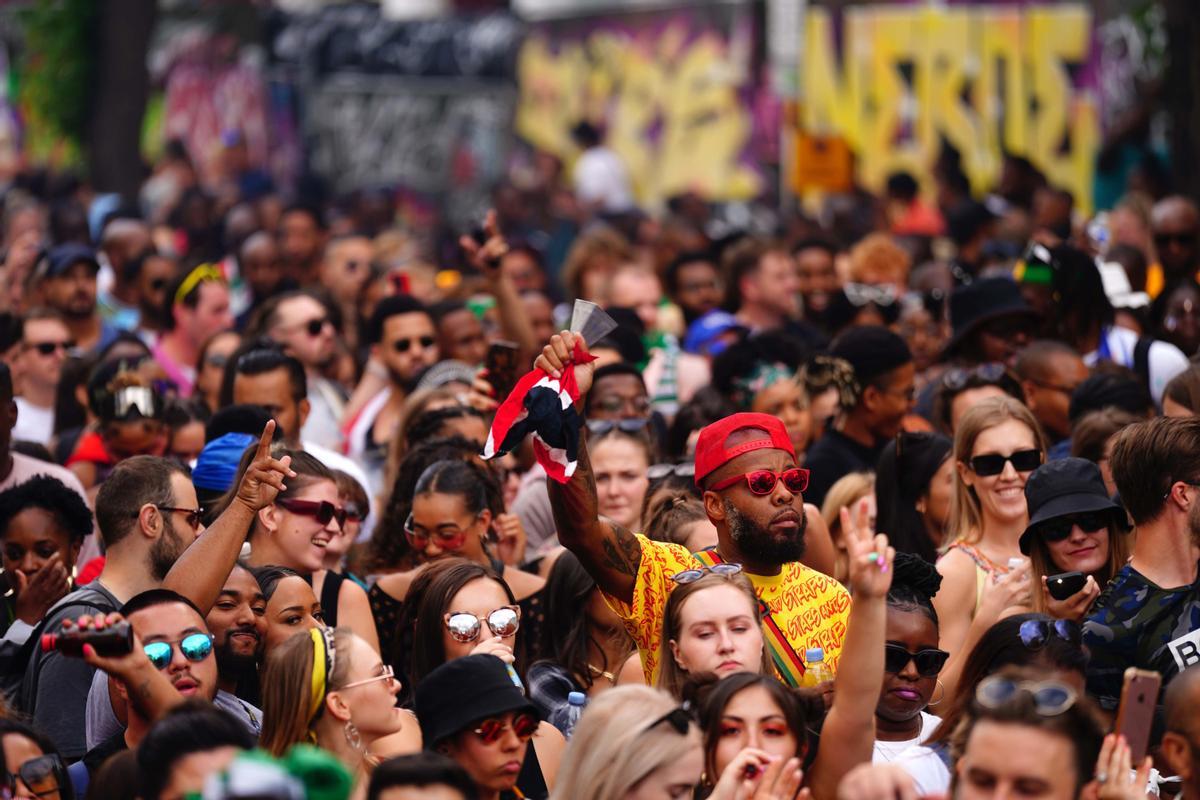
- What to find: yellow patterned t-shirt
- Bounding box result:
[603,535,851,686]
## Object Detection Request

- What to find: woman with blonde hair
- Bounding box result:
[821,472,875,584]
[259,627,412,780]
[933,396,1045,697]
[550,685,706,800]
[560,225,633,303]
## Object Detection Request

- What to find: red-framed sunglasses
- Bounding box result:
[473,711,539,744]
[277,498,347,530]
[404,512,474,552]
[710,468,810,495]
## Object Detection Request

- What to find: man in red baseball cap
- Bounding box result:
[538,330,890,696]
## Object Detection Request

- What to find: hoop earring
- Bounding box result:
[344,721,363,752]
[927,679,946,707]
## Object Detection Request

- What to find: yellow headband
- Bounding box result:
[307,627,335,724]
[174,263,224,307]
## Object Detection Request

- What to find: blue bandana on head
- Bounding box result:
[192,433,257,491]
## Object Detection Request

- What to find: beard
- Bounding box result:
[724,499,807,565]
[215,634,261,678]
[148,516,187,581]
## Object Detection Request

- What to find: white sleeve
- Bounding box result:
[1148,340,1190,406]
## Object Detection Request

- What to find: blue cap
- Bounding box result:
[192,433,256,491]
[805,648,824,662]
[567,691,587,706]
[682,310,747,356]
[38,243,100,280]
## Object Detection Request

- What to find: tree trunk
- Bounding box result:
[87,0,156,202]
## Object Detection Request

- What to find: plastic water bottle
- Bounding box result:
[563,691,587,738]
[802,648,832,689]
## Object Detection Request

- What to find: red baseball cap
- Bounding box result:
[693,412,796,486]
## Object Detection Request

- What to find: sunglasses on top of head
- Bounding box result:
[710,468,810,495]
[968,449,1042,477]
[393,336,435,354]
[277,498,347,530]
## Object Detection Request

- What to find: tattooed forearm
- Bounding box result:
[548,433,641,598]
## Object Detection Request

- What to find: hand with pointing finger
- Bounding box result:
[233,420,297,513]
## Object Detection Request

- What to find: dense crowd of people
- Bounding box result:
[0,123,1196,800]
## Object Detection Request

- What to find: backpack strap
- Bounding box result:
[1133,337,1153,392]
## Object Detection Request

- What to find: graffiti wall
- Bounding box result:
[800,3,1100,212]
[515,8,770,209]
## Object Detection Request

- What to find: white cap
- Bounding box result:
[1097,261,1150,310]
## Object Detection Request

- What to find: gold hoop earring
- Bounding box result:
[928,679,946,707]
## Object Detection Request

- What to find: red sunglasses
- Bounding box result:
[404,513,469,552]
[277,498,347,530]
[710,468,810,495]
[473,712,539,744]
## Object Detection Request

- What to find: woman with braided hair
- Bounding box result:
[873,552,947,763]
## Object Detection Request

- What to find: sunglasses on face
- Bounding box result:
[143,632,214,670]
[473,711,539,744]
[975,674,1077,716]
[1035,511,1111,542]
[844,282,898,307]
[149,277,169,292]
[4,753,64,799]
[1155,232,1198,248]
[404,512,470,551]
[968,449,1042,477]
[586,417,650,436]
[671,563,744,584]
[392,335,435,354]
[302,317,328,337]
[156,505,204,530]
[884,644,949,676]
[340,664,396,691]
[25,340,73,356]
[1018,618,1080,650]
[941,362,1009,392]
[277,498,347,530]
[444,606,521,643]
[710,467,810,495]
[343,502,365,524]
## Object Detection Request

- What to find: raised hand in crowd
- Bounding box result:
[1093,733,1154,800]
[836,762,941,800]
[711,749,808,800]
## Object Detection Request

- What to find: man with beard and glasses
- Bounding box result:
[1163,666,1200,800]
[21,424,294,761]
[1082,417,1200,733]
[539,330,850,687]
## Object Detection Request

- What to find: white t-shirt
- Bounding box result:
[12,398,54,446]
[873,711,941,764]
[895,742,952,797]
[1084,325,1189,407]
[574,147,634,213]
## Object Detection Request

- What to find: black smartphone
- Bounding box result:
[486,341,521,400]
[1045,571,1087,601]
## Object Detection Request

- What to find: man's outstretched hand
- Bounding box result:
[533,331,595,407]
[460,210,509,275]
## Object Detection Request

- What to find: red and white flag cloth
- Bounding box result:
[481,343,596,483]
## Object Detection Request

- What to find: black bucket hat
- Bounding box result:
[415,654,539,747]
[941,277,1039,361]
[1020,457,1124,554]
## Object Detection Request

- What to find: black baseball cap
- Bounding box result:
[37,243,100,280]
[415,655,539,747]
[1020,457,1124,554]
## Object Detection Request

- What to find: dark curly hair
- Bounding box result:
[0,475,93,545]
[711,332,809,411]
[886,551,943,624]
[368,436,503,573]
[404,406,486,451]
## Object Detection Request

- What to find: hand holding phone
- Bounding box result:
[1114,668,1161,762]
[486,341,521,401]
[1045,571,1087,601]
